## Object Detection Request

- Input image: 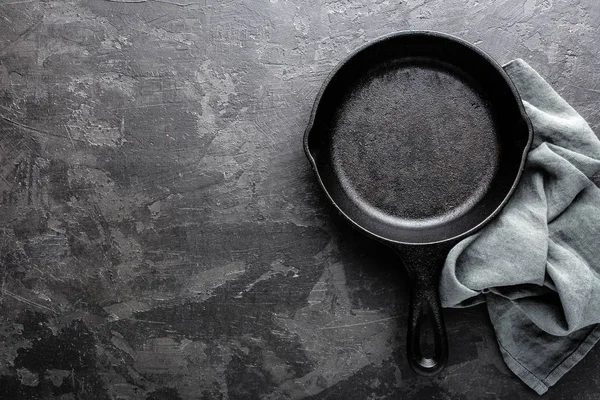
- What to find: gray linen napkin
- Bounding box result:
[440,59,600,395]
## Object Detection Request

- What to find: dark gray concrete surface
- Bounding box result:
[0,0,599,399]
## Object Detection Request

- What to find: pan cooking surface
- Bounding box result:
[331,58,500,227]
[307,31,531,244]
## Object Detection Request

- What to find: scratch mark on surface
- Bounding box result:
[128,318,167,325]
[0,104,24,116]
[27,154,33,205]
[105,0,197,6]
[566,83,600,94]
[105,0,148,3]
[297,380,313,398]
[64,124,75,148]
[0,1,36,6]
[0,175,11,189]
[107,101,200,111]
[33,267,66,283]
[1,289,57,314]
[152,0,197,6]
[0,20,42,56]
[1,115,83,143]
[319,315,400,330]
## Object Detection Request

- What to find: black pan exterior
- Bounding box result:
[304,31,532,376]
[304,31,532,245]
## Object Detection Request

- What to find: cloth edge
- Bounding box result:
[496,58,600,395]
[497,342,549,395]
[502,58,525,70]
[543,324,600,387]
[497,324,600,395]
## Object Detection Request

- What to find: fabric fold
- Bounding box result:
[440,59,600,394]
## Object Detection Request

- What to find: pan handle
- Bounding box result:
[393,244,450,376]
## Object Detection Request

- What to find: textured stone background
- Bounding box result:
[0,0,599,399]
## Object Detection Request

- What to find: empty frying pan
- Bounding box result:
[304,31,532,375]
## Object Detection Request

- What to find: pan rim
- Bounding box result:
[303,30,534,246]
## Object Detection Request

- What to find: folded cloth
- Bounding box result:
[440,59,600,395]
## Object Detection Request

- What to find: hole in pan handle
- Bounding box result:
[393,243,452,375]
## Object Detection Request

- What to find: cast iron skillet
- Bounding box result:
[304,31,532,375]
